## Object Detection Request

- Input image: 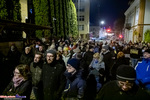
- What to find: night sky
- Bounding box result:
[90,0,130,27]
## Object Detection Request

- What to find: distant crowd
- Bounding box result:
[0,37,150,100]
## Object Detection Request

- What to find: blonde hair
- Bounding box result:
[93,53,100,58]
[117,51,125,59]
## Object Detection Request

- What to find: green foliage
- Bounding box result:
[63,0,68,38]
[33,0,50,38]
[33,0,78,39]
[55,0,60,36]
[67,0,71,35]
[13,0,21,21]
[144,30,150,43]
[59,0,64,37]
[0,0,8,19]
[70,1,78,37]
[0,0,21,21]
[49,0,56,36]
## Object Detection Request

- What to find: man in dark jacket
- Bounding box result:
[82,45,94,67]
[81,45,94,79]
[96,65,150,100]
[130,43,142,67]
[42,50,66,100]
[30,52,43,100]
[102,45,112,83]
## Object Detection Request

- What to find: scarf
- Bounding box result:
[12,76,25,87]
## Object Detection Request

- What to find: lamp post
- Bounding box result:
[99,21,105,38]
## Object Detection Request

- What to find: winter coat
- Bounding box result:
[102,50,112,81]
[3,80,32,100]
[135,58,150,91]
[63,70,86,99]
[30,62,43,87]
[56,59,66,72]
[130,47,142,59]
[42,61,66,100]
[7,50,21,68]
[82,51,94,68]
[96,80,150,100]
[90,59,105,72]
[20,52,33,66]
[111,57,129,80]
[102,50,112,70]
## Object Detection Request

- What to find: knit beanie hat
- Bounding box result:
[67,58,80,70]
[116,65,136,83]
[46,50,56,57]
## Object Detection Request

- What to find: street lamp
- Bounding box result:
[100,20,105,29]
[99,21,105,39]
[100,21,104,25]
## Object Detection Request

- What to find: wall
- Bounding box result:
[143,0,150,40]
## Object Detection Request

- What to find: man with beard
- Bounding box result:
[96,65,150,100]
[30,52,43,100]
[42,50,66,100]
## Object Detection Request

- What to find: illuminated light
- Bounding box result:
[119,35,123,38]
[107,29,111,32]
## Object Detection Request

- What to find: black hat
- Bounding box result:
[67,58,80,70]
[144,49,150,54]
[116,65,136,83]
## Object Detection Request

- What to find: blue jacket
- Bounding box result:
[63,70,86,98]
[135,58,150,90]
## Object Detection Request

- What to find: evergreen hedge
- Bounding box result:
[144,30,150,43]
[0,0,8,19]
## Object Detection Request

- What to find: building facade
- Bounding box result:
[124,0,150,43]
[73,0,90,40]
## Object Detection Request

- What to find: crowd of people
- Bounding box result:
[0,37,150,100]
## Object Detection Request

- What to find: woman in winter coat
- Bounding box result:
[89,52,105,92]
[3,64,32,100]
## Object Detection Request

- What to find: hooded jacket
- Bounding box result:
[135,58,150,90]
[63,70,86,99]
